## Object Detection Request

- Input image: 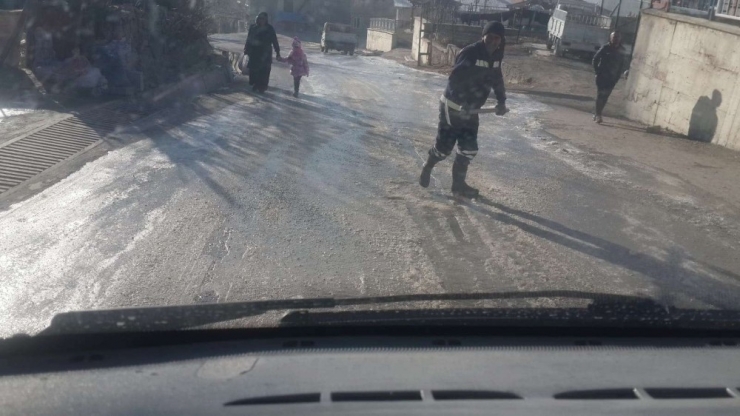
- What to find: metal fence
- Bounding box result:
[552,8,612,27]
[461,5,509,14]
[660,0,740,21]
[716,0,740,19]
[369,18,412,33]
[369,18,397,32]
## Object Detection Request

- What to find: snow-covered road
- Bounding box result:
[2,35,740,336]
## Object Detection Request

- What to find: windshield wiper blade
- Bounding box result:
[40,290,660,335]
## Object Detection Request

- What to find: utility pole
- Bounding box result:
[615,0,623,29]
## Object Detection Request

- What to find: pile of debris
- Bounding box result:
[21,0,220,96]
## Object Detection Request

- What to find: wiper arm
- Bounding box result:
[41,290,657,335]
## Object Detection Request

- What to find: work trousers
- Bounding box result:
[430,102,480,162]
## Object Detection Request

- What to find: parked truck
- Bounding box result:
[321,22,358,55]
[546,3,611,58]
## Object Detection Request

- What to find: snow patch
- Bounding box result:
[0,140,176,336]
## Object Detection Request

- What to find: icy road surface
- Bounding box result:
[2,36,740,336]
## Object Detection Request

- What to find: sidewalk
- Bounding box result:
[539,104,740,210]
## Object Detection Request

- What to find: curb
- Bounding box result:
[0,61,234,205]
[120,63,235,135]
[138,63,234,112]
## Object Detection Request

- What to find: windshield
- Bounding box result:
[1,0,740,337]
[326,23,355,33]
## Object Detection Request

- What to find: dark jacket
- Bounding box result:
[244,23,280,68]
[593,43,625,88]
[444,40,506,110]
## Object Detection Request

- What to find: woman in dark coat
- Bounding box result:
[244,12,281,93]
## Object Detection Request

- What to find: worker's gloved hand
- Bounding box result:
[495,103,509,116]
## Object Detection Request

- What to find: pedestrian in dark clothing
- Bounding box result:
[592,32,625,123]
[419,21,508,198]
[244,12,281,93]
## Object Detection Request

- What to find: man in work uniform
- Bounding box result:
[418,21,508,199]
[592,32,625,124]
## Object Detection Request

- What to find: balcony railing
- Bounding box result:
[716,0,740,19]
[462,4,509,14]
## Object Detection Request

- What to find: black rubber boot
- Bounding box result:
[419,150,444,188]
[451,154,479,198]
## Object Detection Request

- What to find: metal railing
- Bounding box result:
[648,0,740,25]
[463,6,509,14]
[369,18,397,32]
[552,8,612,28]
[369,18,412,33]
[716,0,740,19]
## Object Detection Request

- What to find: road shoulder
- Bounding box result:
[539,105,740,209]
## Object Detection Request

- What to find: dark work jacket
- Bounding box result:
[593,43,625,89]
[244,23,280,69]
[444,40,506,110]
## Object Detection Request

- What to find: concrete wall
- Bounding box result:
[412,16,430,65]
[413,16,462,66]
[366,28,396,52]
[412,16,466,66]
[625,10,740,150]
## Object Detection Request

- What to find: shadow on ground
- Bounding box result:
[448,195,740,309]
[131,80,384,212]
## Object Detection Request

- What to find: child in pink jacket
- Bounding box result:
[279,37,310,97]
